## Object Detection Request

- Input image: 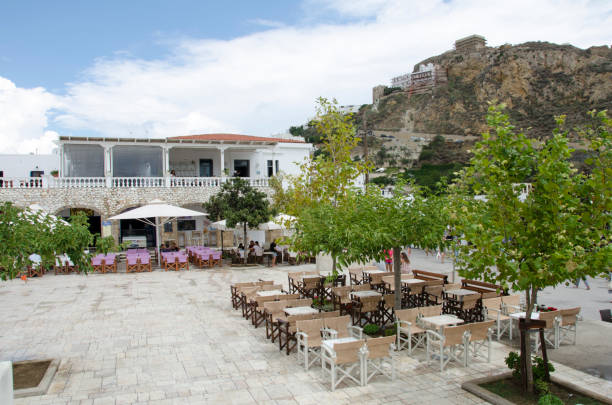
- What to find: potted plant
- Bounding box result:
[50,170,59,178]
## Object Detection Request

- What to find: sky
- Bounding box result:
[0,0,611,154]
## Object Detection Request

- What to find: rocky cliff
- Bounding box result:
[363,41,612,141]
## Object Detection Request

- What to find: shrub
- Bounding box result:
[537,393,564,405]
[384,327,396,336]
[363,324,380,335]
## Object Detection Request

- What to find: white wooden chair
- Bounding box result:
[321,339,366,391]
[296,318,325,370]
[482,297,511,341]
[557,307,580,347]
[395,308,426,354]
[363,336,396,384]
[426,324,470,372]
[466,320,495,364]
[322,315,363,340]
[501,294,523,339]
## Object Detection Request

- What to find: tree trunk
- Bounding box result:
[331,255,336,276]
[243,223,248,264]
[393,247,401,310]
[521,287,538,392]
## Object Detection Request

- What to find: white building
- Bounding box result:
[0,153,59,178]
[0,133,313,248]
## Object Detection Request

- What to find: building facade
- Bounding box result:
[0,133,312,248]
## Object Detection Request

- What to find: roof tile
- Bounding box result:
[169,133,305,144]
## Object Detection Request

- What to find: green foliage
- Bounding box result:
[537,393,564,405]
[403,163,464,194]
[0,202,93,280]
[505,351,555,386]
[289,123,321,144]
[505,351,522,379]
[383,86,402,96]
[95,235,125,254]
[370,176,395,186]
[384,327,396,336]
[456,105,610,390]
[363,324,380,335]
[203,178,272,263]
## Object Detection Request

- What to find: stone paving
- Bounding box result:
[1,262,611,405]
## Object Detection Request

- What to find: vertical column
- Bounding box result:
[163,146,170,187]
[104,145,112,187]
[256,149,265,178]
[219,146,226,177]
[59,144,64,177]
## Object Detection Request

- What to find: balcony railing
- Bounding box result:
[0,176,270,189]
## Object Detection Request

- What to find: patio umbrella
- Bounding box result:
[108,199,207,257]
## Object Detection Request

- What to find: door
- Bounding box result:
[199,159,213,177]
[234,160,250,177]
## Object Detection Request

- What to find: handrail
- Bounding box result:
[0,176,270,189]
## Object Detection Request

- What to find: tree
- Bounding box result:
[0,202,93,280]
[203,178,272,264]
[450,105,611,392]
[279,97,372,272]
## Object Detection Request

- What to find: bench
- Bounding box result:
[461,279,507,297]
[413,269,448,284]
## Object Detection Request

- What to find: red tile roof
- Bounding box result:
[168,133,305,144]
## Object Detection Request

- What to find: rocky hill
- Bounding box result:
[362,41,612,141]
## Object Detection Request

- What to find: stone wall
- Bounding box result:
[0,186,272,243]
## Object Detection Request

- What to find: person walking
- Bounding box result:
[574,276,590,290]
[384,249,393,272]
[400,252,411,275]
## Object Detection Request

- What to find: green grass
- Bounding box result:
[479,378,605,405]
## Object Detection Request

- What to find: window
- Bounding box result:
[234,160,250,177]
[275,160,279,174]
[63,144,104,177]
[113,146,163,177]
[177,219,196,231]
[267,160,273,177]
[30,170,44,177]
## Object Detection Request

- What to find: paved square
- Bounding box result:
[1,264,610,404]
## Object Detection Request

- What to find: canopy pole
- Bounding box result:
[155,217,160,266]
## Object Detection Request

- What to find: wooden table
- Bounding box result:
[420,315,464,332]
[256,290,284,297]
[362,269,385,274]
[321,336,359,349]
[284,306,318,316]
[351,290,382,298]
[445,288,480,301]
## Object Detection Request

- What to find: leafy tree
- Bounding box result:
[451,105,611,392]
[279,97,372,272]
[204,178,272,264]
[0,202,93,280]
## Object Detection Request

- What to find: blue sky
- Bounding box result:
[0,1,305,90]
[0,0,611,154]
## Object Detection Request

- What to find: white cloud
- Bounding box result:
[1,0,611,150]
[0,77,61,154]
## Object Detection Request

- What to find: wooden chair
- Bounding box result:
[352,283,372,292]
[370,272,394,291]
[126,256,139,273]
[296,318,325,370]
[423,284,444,306]
[278,313,316,355]
[321,339,366,391]
[139,255,152,272]
[426,323,470,371]
[331,286,353,315]
[352,296,381,327]
[482,297,511,340]
[209,251,222,267]
[455,293,482,322]
[395,308,426,354]
[536,310,561,350]
[363,336,396,384]
[466,320,495,364]
[501,294,523,339]
[349,267,363,285]
[230,281,271,309]
[558,307,580,346]
[444,283,462,291]
[322,315,363,340]
[264,300,292,341]
[380,294,396,326]
[251,296,277,327]
[418,305,443,319]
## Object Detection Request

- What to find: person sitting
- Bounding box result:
[254,241,264,264]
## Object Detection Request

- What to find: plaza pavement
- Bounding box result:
[0,254,610,404]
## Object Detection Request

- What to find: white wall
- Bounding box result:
[0,361,13,405]
[0,154,59,177]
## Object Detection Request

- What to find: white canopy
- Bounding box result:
[108,199,207,221]
[108,200,207,255]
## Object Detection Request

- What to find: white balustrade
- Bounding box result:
[0,176,270,189]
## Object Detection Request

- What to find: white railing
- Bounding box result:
[51,177,106,188]
[0,176,270,189]
[112,177,166,188]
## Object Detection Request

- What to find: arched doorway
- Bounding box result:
[56,207,102,243]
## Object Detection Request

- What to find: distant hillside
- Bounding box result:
[291,40,612,188]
